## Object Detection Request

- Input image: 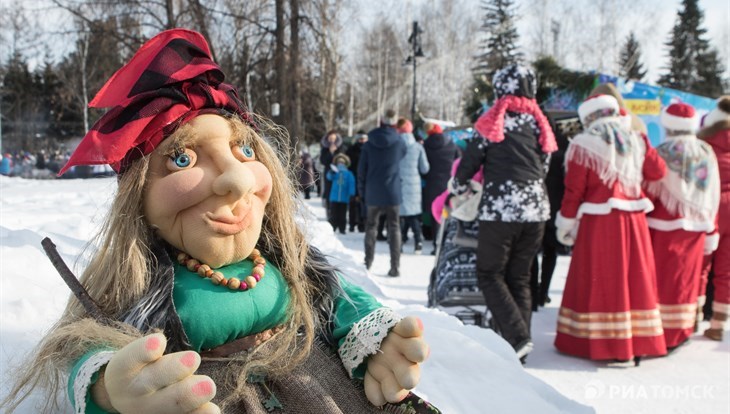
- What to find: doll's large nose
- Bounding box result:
[212,156,254,199]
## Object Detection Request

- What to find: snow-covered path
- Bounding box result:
[1,176,728,413]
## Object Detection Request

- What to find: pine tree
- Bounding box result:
[658,0,726,97]
[474,0,522,78]
[618,32,647,81]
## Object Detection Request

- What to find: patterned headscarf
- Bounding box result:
[59,29,252,175]
[474,64,556,153]
[492,64,537,99]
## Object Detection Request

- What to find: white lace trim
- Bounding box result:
[73,350,115,414]
[338,308,401,378]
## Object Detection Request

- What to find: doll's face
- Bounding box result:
[143,114,273,268]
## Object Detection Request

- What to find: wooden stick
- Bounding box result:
[41,237,111,324]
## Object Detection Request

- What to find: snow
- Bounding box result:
[1,176,728,413]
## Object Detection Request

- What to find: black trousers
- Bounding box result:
[349,197,364,231]
[476,221,545,349]
[330,202,348,233]
[400,215,422,246]
[364,205,401,271]
[530,242,558,308]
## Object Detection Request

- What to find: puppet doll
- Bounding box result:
[3,29,435,414]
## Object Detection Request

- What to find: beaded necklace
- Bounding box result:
[176,248,266,291]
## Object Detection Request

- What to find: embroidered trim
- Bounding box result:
[338,308,401,378]
[646,217,715,232]
[576,197,654,218]
[712,302,730,314]
[557,307,664,339]
[658,303,697,329]
[73,350,115,414]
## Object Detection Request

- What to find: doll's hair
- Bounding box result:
[2,114,335,412]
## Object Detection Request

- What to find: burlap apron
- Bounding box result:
[197,328,441,414]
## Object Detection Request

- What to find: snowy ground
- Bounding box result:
[1,176,728,413]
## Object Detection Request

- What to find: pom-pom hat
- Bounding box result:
[661,103,697,132]
[578,94,620,127]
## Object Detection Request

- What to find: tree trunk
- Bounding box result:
[165,0,175,29]
[289,0,301,148]
[274,0,288,130]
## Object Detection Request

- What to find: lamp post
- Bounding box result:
[406,21,425,122]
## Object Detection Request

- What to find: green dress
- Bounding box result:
[68,257,395,414]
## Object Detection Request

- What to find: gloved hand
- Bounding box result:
[364,316,429,406]
[447,177,467,196]
[92,333,219,414]
[704,234,719,256]
[330,164,338,173]
[556,226,575,246]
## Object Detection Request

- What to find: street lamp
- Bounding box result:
[406,21,425,122]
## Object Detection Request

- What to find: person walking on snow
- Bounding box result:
[397,118,430,254]
[554,94,668,362]
[697,96,730,341]
[359,109,407,277]
[327,153,357,234]
[451,64,556,361]
[643,103,720,350]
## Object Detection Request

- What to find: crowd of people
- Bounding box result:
[299,64,729,366]
[0,149,115,178]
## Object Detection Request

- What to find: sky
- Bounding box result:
[1,176,728,413]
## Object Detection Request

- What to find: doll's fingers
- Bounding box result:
[367,358,408,403]
[186,402,221,414]
[368,346,421,390]
[131,351,201,394]
[148,374,216,414]
[364,371,387,406]
[391,316,423,338]
[107,333,167,379]
[382,333,429,364]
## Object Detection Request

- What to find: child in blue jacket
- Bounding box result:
[327,153,356,233]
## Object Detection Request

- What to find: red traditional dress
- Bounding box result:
[643,105,721,349]
[554,95,667,361]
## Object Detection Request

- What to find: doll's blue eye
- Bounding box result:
[238,144,255,159]
[174,153,191,168]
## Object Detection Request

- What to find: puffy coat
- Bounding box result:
[399,133,430,216]
[423,132,459,219]
[326,164,357,203]
[320,133,344,199]
[358,124,407,206]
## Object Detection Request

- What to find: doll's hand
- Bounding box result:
[363,316,429,406]
[94,333,219,414]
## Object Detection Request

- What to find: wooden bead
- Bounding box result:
[197,264,211,277]
[186,259,199,271]
[252,265,265,277]
[244,276,257,289]
[254,257,266,265]
[211,272,225,285]
[177,252,188,263]
[228,277,241,290]
[205,269,214,277]
[249,248,261,259]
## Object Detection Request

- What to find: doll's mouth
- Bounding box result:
[205,208,252,235]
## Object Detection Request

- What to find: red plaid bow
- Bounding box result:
[60,29,252,175]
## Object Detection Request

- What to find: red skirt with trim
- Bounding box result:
[555,210,667,360]
[651,228,704,348]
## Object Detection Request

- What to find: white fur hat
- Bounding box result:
[661,103,697,132]
[578,95,620,126]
